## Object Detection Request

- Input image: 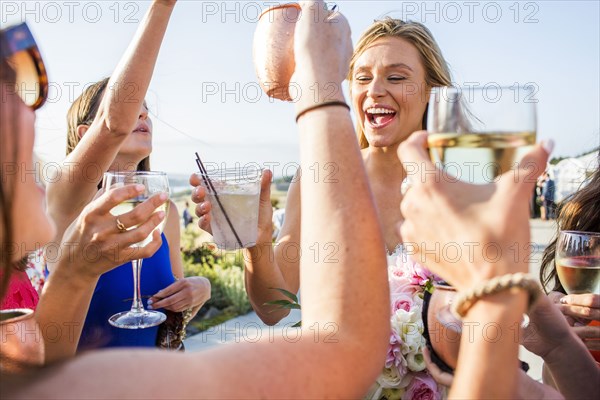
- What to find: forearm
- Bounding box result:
[101,1,173,133]
[296,102,388,337]
[450,291,527,399]
[244,242,295,325]
[516,369,564,400]
[543,331,600,399]
[35,266,99,363]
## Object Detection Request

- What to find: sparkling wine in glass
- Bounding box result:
[427,86,537,184]
[555,231,600,295]
[103,171,170,329]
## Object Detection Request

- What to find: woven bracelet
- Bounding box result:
[452,272,542,319]
[295,100,350,123]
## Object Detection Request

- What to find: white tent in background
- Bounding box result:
[549,150,598,203]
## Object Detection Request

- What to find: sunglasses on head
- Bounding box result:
[1,22,48,110]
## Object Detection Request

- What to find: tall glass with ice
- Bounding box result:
[201,167,261,250]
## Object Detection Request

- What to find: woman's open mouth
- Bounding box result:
[133,124,151,135]
[365,106,397,129]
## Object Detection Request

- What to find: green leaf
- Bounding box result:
[291,321,302,328]
[264,300,301,310]
[269,287,299,303]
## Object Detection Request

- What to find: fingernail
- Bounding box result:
[135,184,145,192]
[157,211,166,219]
[559,297,567,304]
[541,139,554,155]
[147,304,153,310]
[147,299,153,305]
[159,192,168,201]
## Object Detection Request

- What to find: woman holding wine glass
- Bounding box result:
[539,163,600,368]
[46,0,210,349]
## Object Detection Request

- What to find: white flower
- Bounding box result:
[377,366,403,388]
[406,351,427,372]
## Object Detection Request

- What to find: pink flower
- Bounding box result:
[391,292,414,314]
[388,267,417,296]
[404,373,441,400]
[396,255,441,287]
[385,334,407,377]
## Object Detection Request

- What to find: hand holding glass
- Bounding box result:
[103,171,170,329]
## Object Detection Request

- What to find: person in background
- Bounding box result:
[541,171,556,220]
[182,201,193,228]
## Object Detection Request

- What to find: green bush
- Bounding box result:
[181,228,251,316]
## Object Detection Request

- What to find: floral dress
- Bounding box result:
[366,247,447,400]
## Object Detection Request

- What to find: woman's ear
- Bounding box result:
[76,125,89,139]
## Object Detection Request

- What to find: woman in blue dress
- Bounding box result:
[45,1,210,349]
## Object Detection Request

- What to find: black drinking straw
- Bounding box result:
[194,152,243,248]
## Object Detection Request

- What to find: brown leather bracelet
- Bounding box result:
[295,100,350,123]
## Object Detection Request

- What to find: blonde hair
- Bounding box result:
[66,78,150,171]
[349,18,452,149]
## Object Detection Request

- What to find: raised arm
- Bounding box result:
[46,0,176,237]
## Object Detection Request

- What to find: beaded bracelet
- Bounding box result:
[295,100,350,123]
[452,272,542,319]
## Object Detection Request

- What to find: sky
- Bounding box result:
[2,0,599,178]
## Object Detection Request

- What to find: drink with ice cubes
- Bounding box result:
[202,168,261,250]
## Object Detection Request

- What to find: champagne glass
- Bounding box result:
[555,231,600,295]
[427,86,537,184]
[103,171,170,329]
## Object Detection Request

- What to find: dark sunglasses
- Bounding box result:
[0,22,48,110]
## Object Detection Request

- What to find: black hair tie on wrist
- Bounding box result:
[295,100,350,123]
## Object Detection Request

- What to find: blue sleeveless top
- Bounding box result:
[77,233,175,350]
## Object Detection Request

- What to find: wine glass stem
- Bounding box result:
[131,258,144,313]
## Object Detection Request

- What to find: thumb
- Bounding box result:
[397,131,436,186]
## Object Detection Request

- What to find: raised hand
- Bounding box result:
[51,184,166,279]
[189,170,273,243]
[397,131,550,290]
[291,0,352,107]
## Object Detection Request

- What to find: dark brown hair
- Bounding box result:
[540,156,600,293]
[66,78,150,171]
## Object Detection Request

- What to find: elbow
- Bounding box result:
[95,109,135,138]
[254,306,290,326]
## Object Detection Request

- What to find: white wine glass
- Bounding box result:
[103,171,170,329]
[427,85,537,184]
[555,230,600,295]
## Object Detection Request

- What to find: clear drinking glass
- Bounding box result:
[199,167,261,250]
[427,86,537,184]
[103,171,170,329]
[555,230,600,295]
